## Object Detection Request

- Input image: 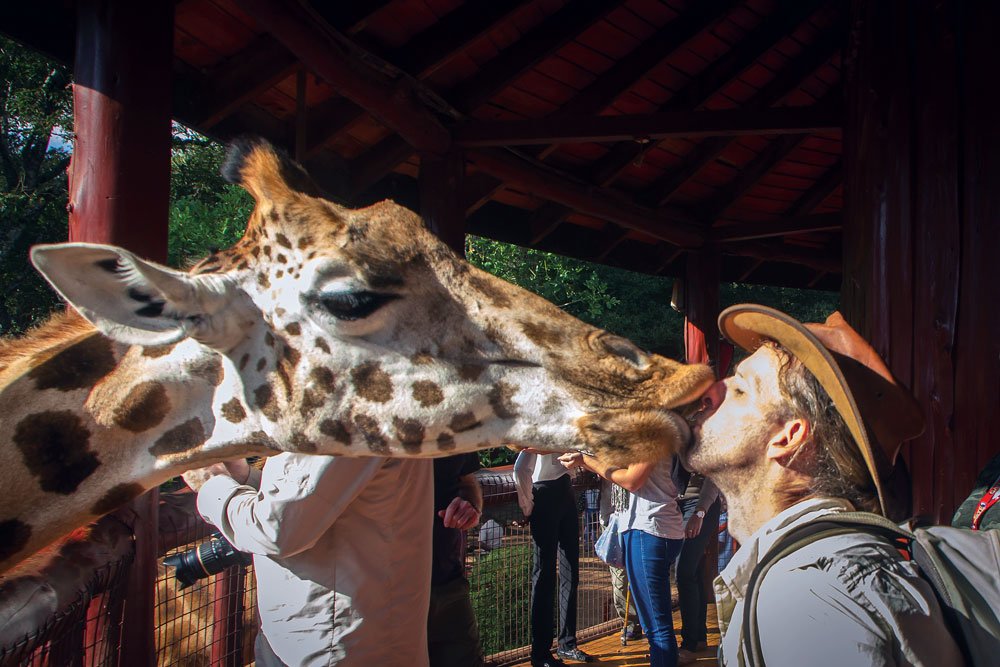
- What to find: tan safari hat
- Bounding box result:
[717,304,925,515]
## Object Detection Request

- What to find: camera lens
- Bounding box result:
[163,533,252,588]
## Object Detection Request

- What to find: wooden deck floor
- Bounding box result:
[510,603,720,667]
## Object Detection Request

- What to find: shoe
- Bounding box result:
[530,655,566,667]
[625,623,643,640]
[677,647,697,664]
[556,647,594,662]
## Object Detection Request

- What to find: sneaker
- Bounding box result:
[556,647,594,663]
[625,623,643,640]
[677,647,697,664]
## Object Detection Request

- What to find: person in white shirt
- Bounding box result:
[186,454,433,667]
[513,450,592,666]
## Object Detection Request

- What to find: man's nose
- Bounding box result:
[700,380,727,411]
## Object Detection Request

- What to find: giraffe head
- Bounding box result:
[30,139,713,466]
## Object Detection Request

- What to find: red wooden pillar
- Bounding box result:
[71,1,174,664]
[682,247,721,586]
[418,150,465,256]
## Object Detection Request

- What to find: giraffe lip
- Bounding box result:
[489,358,541,369]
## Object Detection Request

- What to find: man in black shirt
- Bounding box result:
[427,453,485,667]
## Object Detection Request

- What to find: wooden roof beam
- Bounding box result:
[725,241,841,274]
[196,35,298,129]
[533,0,739,160]
[455,105,841,147]
[593,225,632,262]
[235,0,450,154]
[786,159,843,215]
[711,212,842,242]
[640,19,846,206]
[468,149,704,248]
[528,203,573,245]
[590,0,827,187]
[348,136,414,200]
[305,2,394,36]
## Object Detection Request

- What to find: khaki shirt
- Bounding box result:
[714,498,963,666]
[198,453,434,667]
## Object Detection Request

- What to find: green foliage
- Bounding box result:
[469,543,533,654]
[0,37,73,335]
[478,447,517,469]
[167,132,253,268]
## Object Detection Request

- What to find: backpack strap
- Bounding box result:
[741,513,915,667]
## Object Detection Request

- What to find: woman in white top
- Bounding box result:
[560,452,684,667]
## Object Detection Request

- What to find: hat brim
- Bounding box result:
[717,304,887,515]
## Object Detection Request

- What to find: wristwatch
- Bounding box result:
[694,509,706,519]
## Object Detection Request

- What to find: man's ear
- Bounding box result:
[31,243,233,346]
[765,418,811,465]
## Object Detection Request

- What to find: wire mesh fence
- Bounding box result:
[1,467,628,667]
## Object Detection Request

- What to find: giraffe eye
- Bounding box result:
[317,291,400,321]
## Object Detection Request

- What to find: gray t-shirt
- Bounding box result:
[620,457,684,540]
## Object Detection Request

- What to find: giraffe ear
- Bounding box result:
[31,243,231,346]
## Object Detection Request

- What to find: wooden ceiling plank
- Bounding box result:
[455,105,841,146]
[235,0,450,154]
[451,0,624,114]
[385,0,534,80]
[303,96,365,156]
[738,258,766,282]
[700,134,805,223]
[533,0,739,160]
[305,1,394,35]
[725,241,840,274]
[593,225,632,262]
[590,0,827,187]
[640,20,845,205]
[653,246,685,275]
[463,171,506,215]
[786,158,843,215]
[348,136,415,200]
[711,212,841,241]
[197,35,299,129]
[807,270,828,288]
[469,149,704,247]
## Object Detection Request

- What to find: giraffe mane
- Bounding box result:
[0,309,97,380]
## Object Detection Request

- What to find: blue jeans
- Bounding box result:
[623,529,683,667]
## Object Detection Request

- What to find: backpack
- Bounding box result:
[741,511,1000,667]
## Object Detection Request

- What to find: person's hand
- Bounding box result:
[182,459,251,492]
[559,452,584,469]
[684,514,704,539]
[438,496,481,530]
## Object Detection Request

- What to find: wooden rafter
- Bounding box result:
[306,1,394,36]
[528,203,573,245]
[726,241,840,274]
[468,149,704,247]
[348,136,414,199]
[463,171,505,216]
[640,20,845,206]
[786,159,843,215]
[593,225,632,262]
[235,0,450,154]
[533,0,739,160]
[590,0,827,187]
[454,105,841,147]
[711,212,841,242]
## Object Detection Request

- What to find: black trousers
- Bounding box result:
[676,496,722,648]
[528,474,579,659]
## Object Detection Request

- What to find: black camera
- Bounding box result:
[163,532,252,588]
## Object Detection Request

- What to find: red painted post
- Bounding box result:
[211,566,247,667]
[71,1,174,664]
[419,149,466,256]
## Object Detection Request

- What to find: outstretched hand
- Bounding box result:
[182,459,252,492]
[438,496,481,530]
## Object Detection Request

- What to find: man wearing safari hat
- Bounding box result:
[682,305,962,666]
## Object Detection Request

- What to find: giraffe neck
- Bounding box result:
[0,312,263,575]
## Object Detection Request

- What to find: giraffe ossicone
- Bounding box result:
[0,137,713,574]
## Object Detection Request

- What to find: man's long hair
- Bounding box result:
[766,341,881,513]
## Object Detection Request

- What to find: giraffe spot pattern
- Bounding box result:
[143,343,177,359]
[489,381,518,419]
[411,352,434,365]
[299,388,325,418]
[113,381,170,432]
[190,356,224,386]
[412,381,444,407]
[311,366,337,393]
[521,320,563,347]
[257,273,270,289]
[470,274,513,309]
[238,353,250,370]
[315,338,331,353]
[291,432,317,453]
[90,482,144,515]
[149,418,206,457]
[353,414,388,454]
[393,417,425,453]
[221,398,247,423]
[351,361,393,403]
[0,519,31,562]
[297,235,313,250]
[319,419,351,445]
[436,432,456,451]
[458,363,485,382]
[256,358,267,372]
[275,233,292,249]
[449,412,480,433]
[28,334,117,392]
[13,410,99,495]
[254,383,280,421]
[264,333,275,347]
[285,322,301,336]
